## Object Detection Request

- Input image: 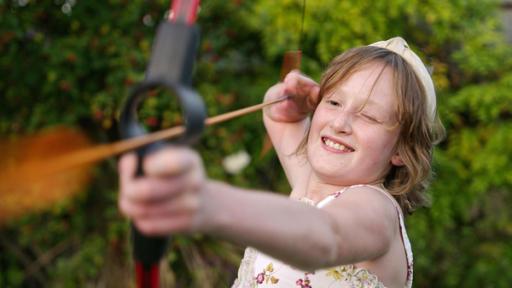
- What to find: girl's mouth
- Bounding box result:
[322,137,355,152]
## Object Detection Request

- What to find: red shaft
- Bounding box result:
[136,262,159,288]
[169,0,200,25]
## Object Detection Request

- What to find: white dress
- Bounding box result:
[231,185,413,288]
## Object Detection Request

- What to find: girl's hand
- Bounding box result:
[264,70,320,123]
[118,147,206,236]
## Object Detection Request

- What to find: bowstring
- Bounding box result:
[298,0,306,51]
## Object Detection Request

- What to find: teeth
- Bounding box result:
[324,138,350,151]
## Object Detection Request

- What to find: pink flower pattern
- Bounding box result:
[254,263,279,285]
[295,272,313,288]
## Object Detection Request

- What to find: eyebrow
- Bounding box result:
[360,98,386,110]
[328,89,387,111]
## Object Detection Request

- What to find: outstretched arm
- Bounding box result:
[118,149,398,271]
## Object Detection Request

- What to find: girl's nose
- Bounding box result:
[330,111,353,134]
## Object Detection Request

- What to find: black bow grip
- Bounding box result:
[119,21,206,272]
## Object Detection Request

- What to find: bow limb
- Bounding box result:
[119,1,204,287]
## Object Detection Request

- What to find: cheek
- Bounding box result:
[310,109,324,126]
[308,112,326,139]
[360,129,399,159]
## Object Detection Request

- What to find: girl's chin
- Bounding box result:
[312,169,355,183]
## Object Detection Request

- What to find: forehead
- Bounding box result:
[326,62,397,110]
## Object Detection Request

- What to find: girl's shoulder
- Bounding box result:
[317,184,402,213]
[319,184,413,287]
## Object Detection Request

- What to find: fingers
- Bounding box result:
[119,152,137,184]
[263,81,286,103]
[119,183,200,235]
[119,147,200,179]
[133,213,195,236]
[264,70,319,104]
[283,71,320,109]
[120,187,199,221]
[283,70,320,98]
[117,147,205,235]
[143,147,198,178]
[263,71,320,123]
[122,176,189,203]
[119,149,199,204]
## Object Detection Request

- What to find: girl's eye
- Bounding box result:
[361,113,381,123]
[326,99,340,106]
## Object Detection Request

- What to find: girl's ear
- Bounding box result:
[391,153,404,166]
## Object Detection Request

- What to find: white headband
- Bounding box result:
[370,37,436,123]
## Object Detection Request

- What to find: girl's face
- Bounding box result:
[307,62,403,186]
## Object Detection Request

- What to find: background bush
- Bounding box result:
[1,0,511,287]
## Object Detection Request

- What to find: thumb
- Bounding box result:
[119,153,137,184]
[306,85,321,109]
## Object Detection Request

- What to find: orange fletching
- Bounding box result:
[0,127,93,224]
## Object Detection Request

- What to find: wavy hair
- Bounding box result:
[297,46,445,214]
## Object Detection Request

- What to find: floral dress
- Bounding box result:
[231,185,413,288]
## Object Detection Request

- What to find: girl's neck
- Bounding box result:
[303,177,343,203]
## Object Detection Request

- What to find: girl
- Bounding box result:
[118,37,445,287]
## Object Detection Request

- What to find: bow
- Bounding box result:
[118,1,308,286]
[118,1,204,287]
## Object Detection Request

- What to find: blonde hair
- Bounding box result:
[298,46,445,214]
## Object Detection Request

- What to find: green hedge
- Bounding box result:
[1,0,511,286]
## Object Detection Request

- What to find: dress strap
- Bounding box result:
[317,184,414,288]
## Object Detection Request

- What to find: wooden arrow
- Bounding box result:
[0,97,286,224]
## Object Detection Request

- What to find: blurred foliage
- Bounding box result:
[1,0,511,287]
